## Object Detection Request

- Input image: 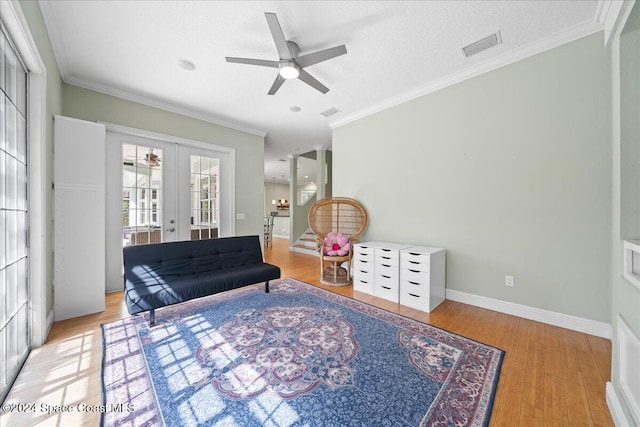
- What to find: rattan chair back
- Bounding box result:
[308,197,368,242]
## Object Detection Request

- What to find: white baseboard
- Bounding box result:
[445,288,612,339]
[607,382,634,427]
[46,310,55,336]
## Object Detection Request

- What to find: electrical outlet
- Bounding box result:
[505,275,514,287]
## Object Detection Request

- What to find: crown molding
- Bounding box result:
[595,0,634,46]
[329,18,603,130]
[64,75,267,138]
[37,0,71,79]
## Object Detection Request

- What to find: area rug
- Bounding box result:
[101,278,504,426]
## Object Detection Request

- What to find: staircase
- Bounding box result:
[292,229,319,257]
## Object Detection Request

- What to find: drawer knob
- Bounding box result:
[382,286,391,290]
[409,293,420,298]
[382,275,391,279]
[409,269,420,273]
[409,281,419,285]
[409,260,419,264]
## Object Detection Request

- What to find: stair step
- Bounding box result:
[300,237,316,242]
[292,244,319,257]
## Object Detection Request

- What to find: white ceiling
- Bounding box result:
[39,1,606,183]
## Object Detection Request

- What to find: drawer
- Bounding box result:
[353,245,375,261]
[353,268,374,284]
[375,253,399,266]
[353,277,374,294]
[375,282,399,303]
[401,251,431,264]
[401,268,429,284]
[400,257,430,272]
[375,271,399,288]
[400,291,429,311]
[353,259,374,273]
[375,263,399,279]
[375,247,400,261]
[400,278,429,297]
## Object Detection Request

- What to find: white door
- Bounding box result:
[119,136,178,246]
[105,129,234,292]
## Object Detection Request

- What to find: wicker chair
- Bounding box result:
[308,197,368,285]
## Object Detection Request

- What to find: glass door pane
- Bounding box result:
[122,144,164,247]
[0,23,29,403]
[190,155,219,240]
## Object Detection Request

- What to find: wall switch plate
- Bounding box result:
[505,275,514,287]
[236,213,245,220]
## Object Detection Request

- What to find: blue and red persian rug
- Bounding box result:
[101,278,504,426]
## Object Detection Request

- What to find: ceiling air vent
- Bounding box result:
[278,159,287,162]
[462,31,502,58]
[320,107,340,118]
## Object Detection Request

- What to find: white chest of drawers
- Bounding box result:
[352,242,413,303]
[352,242,376,294]
[399,246,446,312]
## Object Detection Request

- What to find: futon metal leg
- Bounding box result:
[265,281,270,293]
[149,309,155,326]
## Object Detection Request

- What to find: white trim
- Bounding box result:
[100,121,237,154]
[617,315,640,425]
[46,310,54,336]
[329,19,603,129]
[595,0,634,46]
[1,1,50,347]
[72,76,267,137]
[607,382,633,427]
[445,288,612,339]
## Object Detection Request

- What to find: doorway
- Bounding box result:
[105,126,235,292]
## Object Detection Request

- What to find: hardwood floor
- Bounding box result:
[1,237,613,426]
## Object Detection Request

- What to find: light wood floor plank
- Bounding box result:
[0,237,613,426]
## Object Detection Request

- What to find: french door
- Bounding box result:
[1,22,29,403]
[105,129,234,292]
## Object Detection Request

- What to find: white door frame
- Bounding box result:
[103,122,236,292]
[1,1,50,346]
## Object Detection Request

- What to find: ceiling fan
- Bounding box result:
[225,12,347,95]
[145,150,161,167]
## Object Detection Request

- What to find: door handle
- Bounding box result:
[166,227,175,232]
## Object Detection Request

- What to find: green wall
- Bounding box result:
[333,32,612,323]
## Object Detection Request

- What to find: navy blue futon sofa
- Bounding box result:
[123,235,280,325]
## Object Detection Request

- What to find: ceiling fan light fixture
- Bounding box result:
[279,61,299,79]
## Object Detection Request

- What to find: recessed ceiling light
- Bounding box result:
[289,106,302,113]
[177,59,196,71]
[304,175,308,178]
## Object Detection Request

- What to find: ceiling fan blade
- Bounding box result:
[297,69,329,94]
[265,12,293,60]
[225,57,280,68]
[295,45,347,68]
[268,74,286,95]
